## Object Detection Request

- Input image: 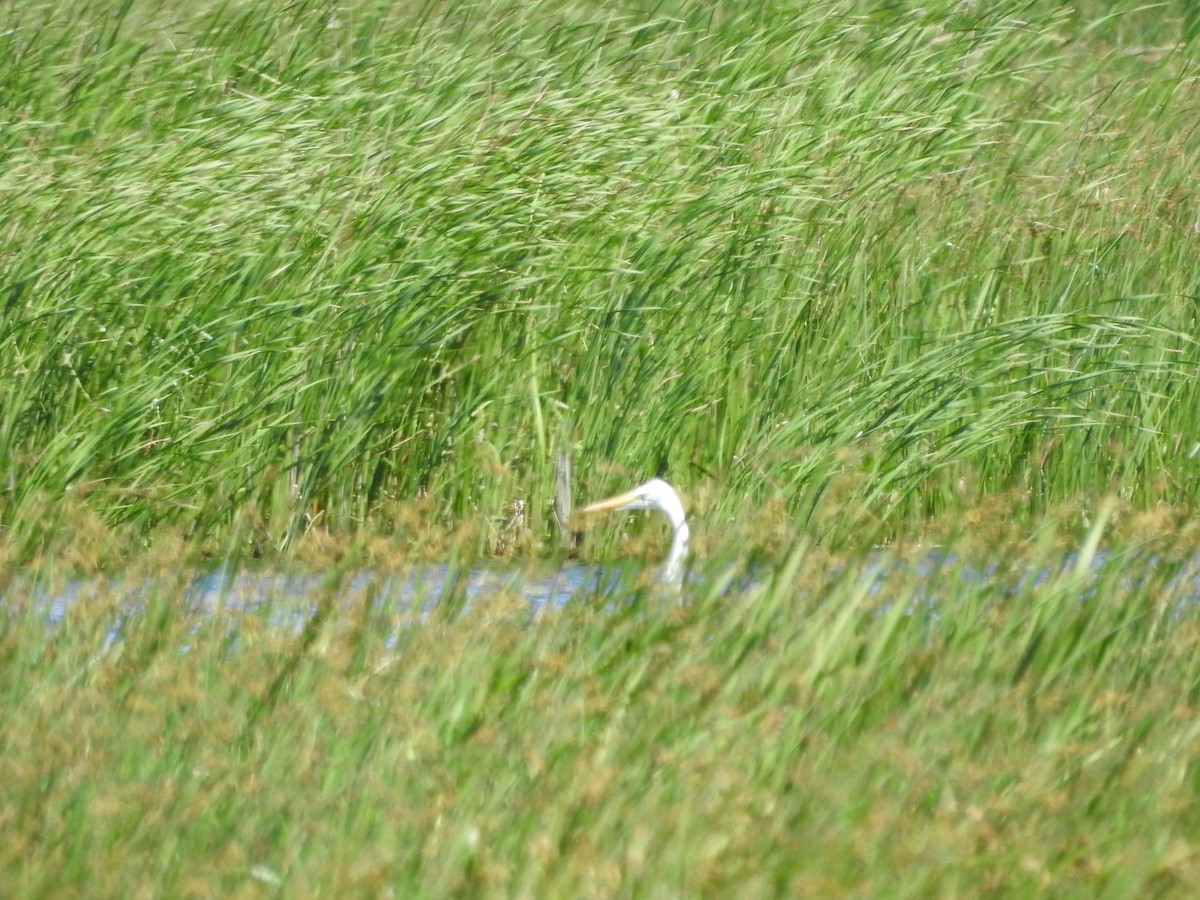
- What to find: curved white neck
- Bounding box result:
[662,520,690,588]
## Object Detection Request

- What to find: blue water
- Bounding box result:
[6,561,637,650]
[8,548,1200,650]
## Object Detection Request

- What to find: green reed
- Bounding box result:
[5,3,1200,893]
[3,522,1200,895]
[2,0,1198,563]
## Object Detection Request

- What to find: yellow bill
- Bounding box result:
[579,490,640,515]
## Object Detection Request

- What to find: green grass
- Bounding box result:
[3,0,1199,562]
[5,0,1200,894]
[5,533,1200,895]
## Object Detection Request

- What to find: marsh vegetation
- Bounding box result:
[3,0,1200,893]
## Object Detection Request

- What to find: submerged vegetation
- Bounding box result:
[3,0,1200,894]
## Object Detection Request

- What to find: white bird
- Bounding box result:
[579,478,689,589]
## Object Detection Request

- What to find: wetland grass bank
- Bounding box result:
[5,0,1200,893]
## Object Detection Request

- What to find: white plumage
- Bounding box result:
[580,478,689,589]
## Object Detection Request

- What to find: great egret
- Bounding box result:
[580,478,689,588]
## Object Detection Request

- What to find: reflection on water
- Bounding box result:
[9,549,1200,650]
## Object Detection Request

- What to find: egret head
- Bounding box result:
[580,478,689,587]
